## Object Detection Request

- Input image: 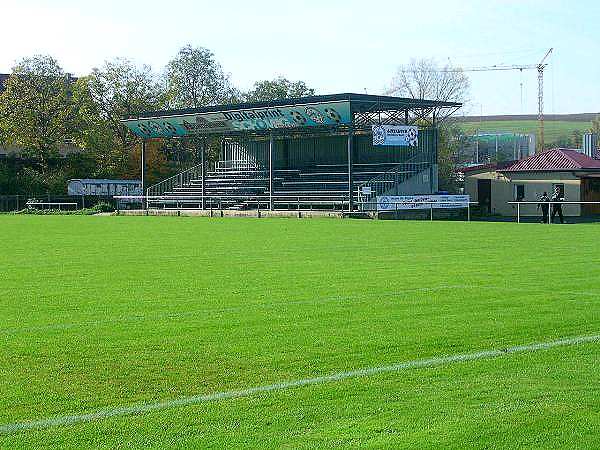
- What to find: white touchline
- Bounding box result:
[1,334,598,435]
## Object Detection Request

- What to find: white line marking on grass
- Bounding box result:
[1,333,598,435]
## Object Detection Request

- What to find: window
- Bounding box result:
[514,184,525,201]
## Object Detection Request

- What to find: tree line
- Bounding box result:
[0,45,315,195]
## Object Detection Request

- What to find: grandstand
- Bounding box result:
[122,94,461,211]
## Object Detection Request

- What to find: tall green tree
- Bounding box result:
[245,77,315,102]
[0,55,79,171]
[76,59,165,177]
[437,125,469,193]
[165,45,239,108]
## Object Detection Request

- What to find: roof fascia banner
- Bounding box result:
[123,101,352,138]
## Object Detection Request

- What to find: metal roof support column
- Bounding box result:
[201,138,206,210]
[432,112,438,193]
[347,127,354,212]
[141,139,147,210]
[269,134,274,211]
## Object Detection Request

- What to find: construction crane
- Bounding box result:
[390,48,554,152]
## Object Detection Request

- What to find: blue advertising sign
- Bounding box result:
[372,125,419,147]
[123,101,352,138]
[377,195,470,211]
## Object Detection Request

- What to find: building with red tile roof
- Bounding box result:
[464,148,600,217]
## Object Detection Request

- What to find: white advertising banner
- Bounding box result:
[376,195,470,211]
[372,125,418,146]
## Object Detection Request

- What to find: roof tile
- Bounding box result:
[500,148,600,172]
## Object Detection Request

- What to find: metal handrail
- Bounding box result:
[146,162,205,198]
[216,160,261,171]
[113,195,476,220]
[508,201,600,224]
[357,159,432,208]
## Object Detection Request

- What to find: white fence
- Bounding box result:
[508,201,600,223]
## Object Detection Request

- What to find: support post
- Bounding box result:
[141,139,146,210]
[269,134,274,211]
[434,117,439,193]
[201,138,206,210]
[347,127,354,212]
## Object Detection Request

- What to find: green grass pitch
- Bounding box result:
[1,215,599,448]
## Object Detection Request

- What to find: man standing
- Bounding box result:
[551,186,564,224]
[537,192,550,223]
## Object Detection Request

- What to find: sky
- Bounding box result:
[1,0,599,116]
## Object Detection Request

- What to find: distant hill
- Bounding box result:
[455,113,599,123]
[454,113,598,145]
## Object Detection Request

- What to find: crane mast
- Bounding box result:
[536,48,553,152]
[390,48,553,152]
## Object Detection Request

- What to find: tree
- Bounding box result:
[126,139,170,186]
[0,55,79,171]
[165,45,239,108]
[591,116,600,157]
[388,59,470,192]
[437,125,470,193]
[591,115,600,136]
[388,58,469,122]
[245,77,315,102]
[76,59,165,177]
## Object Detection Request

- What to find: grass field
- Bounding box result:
[460,120,591,145]
[1,216,599,448]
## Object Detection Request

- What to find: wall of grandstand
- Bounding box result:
[222,129,436,169]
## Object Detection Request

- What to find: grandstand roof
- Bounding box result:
[122,93,462,139]
[128,93,462,120]
[499,148,600,172]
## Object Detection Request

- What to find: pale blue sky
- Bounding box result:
[2,0,599,115]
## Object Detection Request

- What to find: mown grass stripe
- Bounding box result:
[1,333,598,435]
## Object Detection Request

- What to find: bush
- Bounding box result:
[16,200,115,215]
[90,201,114,213]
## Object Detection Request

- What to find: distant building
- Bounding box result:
[0,73,9,92]
[464,148,600,216]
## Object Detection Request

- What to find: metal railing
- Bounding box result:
[25,201,78,211]
[215,160,261,171]
[146,162,205,199]
[357,160,432,210]
[113,195,477,221]
[357,200,477,221]
[114,194,349,213]
[508,201,600,223]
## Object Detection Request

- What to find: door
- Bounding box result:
[478,179,492,213]
[581,178,600,215]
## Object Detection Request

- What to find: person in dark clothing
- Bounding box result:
[537,192,550,223]
[551,187,564,224]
